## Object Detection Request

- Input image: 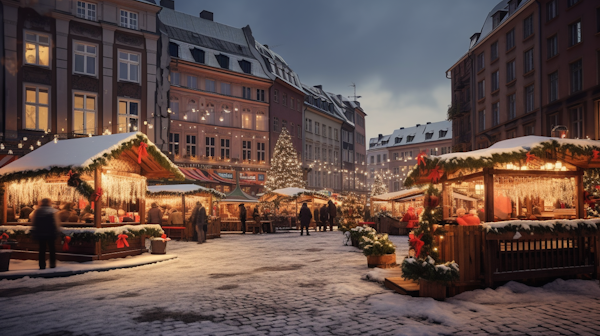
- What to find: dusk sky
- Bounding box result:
[174,0,498,140]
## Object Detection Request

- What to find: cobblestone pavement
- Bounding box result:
[1,232,600,335]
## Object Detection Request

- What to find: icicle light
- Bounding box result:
[101,174,147,204]
[7,178,80,209]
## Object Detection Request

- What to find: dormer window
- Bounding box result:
[239,60,252,74]
[439,130,448,138]
[190,48,205,63]
[382,140,389,145]
[406,135,415,143]
[395,137,402,144]
[425,132,433,140]
[492,11,507,29]
[168,42,179,58]
[216,54,229,69]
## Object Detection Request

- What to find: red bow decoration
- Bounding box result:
[595,185,600,190]
[116,234,129,248]
[526,152,537,164]
[90,187,103,203]
[409,232,425,258]
[137,142,148,164]
[0,233,9,240]
[417,152,427,166]
[161,234,167,239]
[593,150,599,160]
[428,167,441,183]
[62,236,71,251]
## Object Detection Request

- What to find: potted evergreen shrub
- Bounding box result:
[150,234,171,254]
[349,225,376,248]
[361,233,396,268]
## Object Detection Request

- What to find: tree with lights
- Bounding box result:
[371,173,388,197]
[265,127,305,192]
[338,193,364,232]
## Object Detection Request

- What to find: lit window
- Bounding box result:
[73,93,96,134]
[117,99,139,133]
[24,86,49,131]
[24,32,50,67]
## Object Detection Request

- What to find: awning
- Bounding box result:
[0,155,17,169]
[453,192,479,202]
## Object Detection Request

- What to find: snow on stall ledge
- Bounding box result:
[482,218,600,232]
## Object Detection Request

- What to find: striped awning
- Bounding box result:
[0,155,17,169]
[179,167,262,186]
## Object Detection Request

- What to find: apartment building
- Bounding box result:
[158,6,272,195]
[0,0,161,159]
[447,0,600,150]
[347,97,368,192]
[302,84,344,192]
[367,121,452,191]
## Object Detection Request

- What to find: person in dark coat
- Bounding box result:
[252,207,263,234]
[327,200,337,231]
[190,201,207,243]
[31,198,60,269]
[147,203,163,224]
[239,204,247,234]
[299,203,312,236]
[319,204,329,232]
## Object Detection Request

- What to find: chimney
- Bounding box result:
[400,127,404,130]
[426,122,431,124]
[200,10,213,21]
[378,134,383,140]
[264,44,269,49]
[160,0,175,10]
[416,124,421,127]
[160,0,175,9]
[314,85,322,90]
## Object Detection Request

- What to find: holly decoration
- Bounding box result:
[67,170,81,187]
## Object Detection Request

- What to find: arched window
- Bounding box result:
[220,104,231,126]
[169,96,180,120]
[242,108,253,129]
[202,103,214,124]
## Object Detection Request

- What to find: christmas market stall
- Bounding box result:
[146,184,225,240]
[219,177,263,232]
[392,136,600,299]
[260,187,330,230]
[0,132,185,261]
[370,188,424,235]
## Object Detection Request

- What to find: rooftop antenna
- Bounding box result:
[348,83,361,101]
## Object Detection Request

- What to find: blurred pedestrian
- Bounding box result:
[299,203,312,236]
[190,201,207,243]
[239,203,247,234]
[319,203,329,232]
[328,200,337,231]
[31,198,60,269]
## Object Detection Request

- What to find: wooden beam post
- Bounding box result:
[139,197,146,224]
[2,183,7,225]
[483,168,494,223]
[576,168,584,219]
[94,168,102,228]
[442,182,450,219]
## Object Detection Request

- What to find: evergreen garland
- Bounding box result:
[404,139,600,187]
[401,256,459,284]
[264,128,305,192]
[483,219,600,235]
[0,225,163,245]
[338,193,364,232]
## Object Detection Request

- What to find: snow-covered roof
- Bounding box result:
[255,41,302,91]
[159,8,269,79]
[371,188,424,202]
[0,132,184,180]
[302,84,346,122]
[271,187,311,197]
[470,0,531,50]
[369,120,452,149]
[147,184,226,198]
[325,92,355,127]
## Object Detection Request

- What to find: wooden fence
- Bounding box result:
[435,225,600,291]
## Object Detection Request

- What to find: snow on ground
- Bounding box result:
[1,231,600,335]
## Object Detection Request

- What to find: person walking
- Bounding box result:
[239,203,247,234]
[252,207,263,234]
[328,200,337,231]
[190,201,207,243]
[319,203,329,232]
[299,203,312,236]
[147,202,163,224]
[31,198,60,269]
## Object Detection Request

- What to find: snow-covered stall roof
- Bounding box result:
[371,188,424,202]
[147,184,225,198]
[404,136,600,187]
[0,132,184,181]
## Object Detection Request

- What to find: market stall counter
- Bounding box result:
[0,132,185,261]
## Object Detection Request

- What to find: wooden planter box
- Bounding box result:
[366,254,396,268]
[419,278,447,300]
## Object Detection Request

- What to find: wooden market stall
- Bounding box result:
[0,132,184,261]
[396,136,600,294]
[146,184,225,240]
[370,188,424,235]
[219,178,265,232]
[261,187,330,230]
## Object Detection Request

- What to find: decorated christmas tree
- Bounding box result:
[338,193,365,232]
[401,184,459,283]
[265,127,305,192]
[371,173,388,197]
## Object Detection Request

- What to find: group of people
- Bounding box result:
[298,200,337,236]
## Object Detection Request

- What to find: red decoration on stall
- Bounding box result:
[595,185,600,190]
[137,142,148,164]
[593,150,599,160]
[89,188,103,203]
[116,234,129,248]
[428,167,441,183]
[417,152,427,166]
[409,232,425,258]
[526,152,537,164]
[0,233,9,240]
[425,194,439,208]
[161,234,167,239]
[62,236,71,251]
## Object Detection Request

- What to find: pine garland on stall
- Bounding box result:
[401,184,459,283]
[338,193,365,232]
[371,173,388,197]
[264,127,305,192]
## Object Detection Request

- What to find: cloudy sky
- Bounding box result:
[174,0,498,140]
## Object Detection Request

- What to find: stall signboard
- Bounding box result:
[212,169,266,185]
